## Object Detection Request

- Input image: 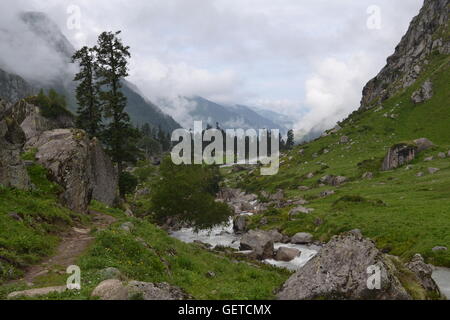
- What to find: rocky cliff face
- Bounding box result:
[0,68,36,103]
[360,0,449,110]
[0,99,30,190]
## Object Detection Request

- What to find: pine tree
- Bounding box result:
[95,31,141,197]
[286,129,295,150]
[72,46,102,137]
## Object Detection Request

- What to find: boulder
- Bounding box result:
[291,232,313,244]
[428,167,440,174]
[266,229,284,243]
[99,267,123,281]
[320,190,335,198]
[413,138,434,153]
[382,143,417,171]
[432,246,448,252]
[270,189,284,201]
[406,254,441,294]
[120,222,135,232]
[424,156,434,162]
[240,230,274,259]
[91,279,129,300]
[127,281,190,300]
[289,206,313,217]
[25,129,118,212]
[411,80,433,104]
[306,173,315,179]
[8,286,67,299]
[362,172,373,179]
[437,152,446,159]
[277,232,411,300]
[340,136,350,144]
[275,247,301,262]
[233,215,249,234]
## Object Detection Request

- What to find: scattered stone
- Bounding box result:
[8,286,67,299]
[206,271,216,278]
[424,156,434,162]
[8,212,22,221]
[240,230,274,260]
[298,186,310,191]
[320,190,335,198]
[432,246,448,252]
[428,167,440,174]
[275,247,301,262]
[125,208,134,217]
[277,232,411,300]
[362,172,373,179]
[340,136,350,144]
[269,189,284,201]
[413,138,434,152]
[120,222,135,232]
[438,152,446,159]
[289,206,314,217]
[291,233,313,244]
[266,229,284,243]
[306,173,315,179]
[416,172,424,177]
[448,151,450,157]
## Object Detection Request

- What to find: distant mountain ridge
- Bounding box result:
[0,11,180,132]
[186,96,290,133]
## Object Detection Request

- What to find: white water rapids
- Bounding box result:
[170,213,319,271]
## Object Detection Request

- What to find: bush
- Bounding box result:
[27,89,73,119]
[151,157,231,230]
[119,172,139,196]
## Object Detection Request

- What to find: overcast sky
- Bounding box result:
[1,0,423,134]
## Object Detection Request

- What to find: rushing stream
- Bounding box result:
[170,213,319,271]
[170,214,450,299]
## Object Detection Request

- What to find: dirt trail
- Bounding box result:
[21,210,116,285]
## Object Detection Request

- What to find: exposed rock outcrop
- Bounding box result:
[406,254,441,295]
[360,0,449,110]
[0,68,36,103]
[25,129,118,212]
[277,231,412,300]
[411,79,433,104]
[382,138,434,171]
[7,99,74,139]
[0,99,30,189]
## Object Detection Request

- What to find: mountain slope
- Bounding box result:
[0,68,36,102]
[0,11,181,132]
[227,0,450,267]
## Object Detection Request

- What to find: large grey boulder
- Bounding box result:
[413,138,434,152]
[240,230,274,260]
[26,129,118,212]
[233,215,249,234]
[91,279,190,300]
[277,231,411,300]
[275,247,300,262]
[382,143,417,171]
[291,233,313,244]
[0,100,30,189]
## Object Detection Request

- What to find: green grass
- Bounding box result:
[2,202,289,300]
[0,163,82,284]
[230,53,450,267]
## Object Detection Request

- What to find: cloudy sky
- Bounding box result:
[1,0,423,135]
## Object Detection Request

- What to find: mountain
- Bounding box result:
[0,12,180,132]
[249,107,296,132]
[186,96,288,133]
[0,68,36,102]
[231,0,450,282]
